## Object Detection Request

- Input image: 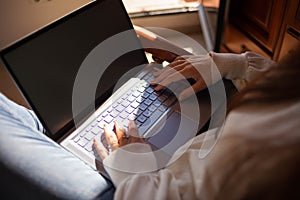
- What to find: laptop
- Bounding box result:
[0,0,214,172]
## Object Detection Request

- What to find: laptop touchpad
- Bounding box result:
[147,111,198,156]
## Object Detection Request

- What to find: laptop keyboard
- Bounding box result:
[72,73,177,156]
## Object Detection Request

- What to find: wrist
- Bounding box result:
[208,52,248,80]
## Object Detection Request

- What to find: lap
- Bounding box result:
[0,93,114,199]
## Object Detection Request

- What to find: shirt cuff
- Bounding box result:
[209,51,248,81]
[103,143,158,187]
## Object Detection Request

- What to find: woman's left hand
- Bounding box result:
[93,120,145,159]
[151,54,216,101]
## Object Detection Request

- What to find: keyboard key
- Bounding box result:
[106,106,113,113]
[148,105,157,112]
[132,91,140,98]
[139,103,148,111]
[91,120,98,127]
[149,94,158,101]
[136,96,143,103]
[135,121,142,128]
[137,115,147,123]
[85,126,92,132]
[133,108,142,116]
[146,87,154,94]
[121,93,129,100]
[158,95,167,103]
[119,112,128,119]
[153,100,162,107]
[104,115,114,124]
[130,101,140,109]
[85,141,94,152]
[78,138,89,147]
[162,89,172,98]
[128,114,136,120]
[163,96,176,107]
[85,132,95,141]
[73,135,81,143]
[139,109,163,136]
[112,103,119,108]
[110,111,118,118]
[127,95,136,102]
[91,126,102,135]
[121,100,130,108]
[116,104,125,112]
[102,111,109,118]
[158,105,168,112]
[80,131,87,137]
[137,87,146,93]
[144,99,153,106]
[143,110,151,118]
[142,92,150,98]
[141,82,150,88]
[126,106,135,114]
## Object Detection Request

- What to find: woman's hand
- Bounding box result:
[146,48,179,63]
[151,54,218,101]
[93,121,145,159]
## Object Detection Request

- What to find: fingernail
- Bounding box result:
[179,94,185,101]
[155,86,162,91]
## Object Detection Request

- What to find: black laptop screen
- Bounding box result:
[1,0,148,139]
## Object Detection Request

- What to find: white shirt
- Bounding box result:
[102,52,299,199]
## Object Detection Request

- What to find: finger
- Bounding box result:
[156,63,188,82]
[154,67,195,91]
[128,120,145,143]
[128,120,139,137]
[93,138,108,159]
[114,121,126,142]
[103,124,118,146]
[174,55,190,61]
[179,80,207,101]
[152,56,164,64]
[152,60,186,77]
[167,59,187,68]
[152,63,189,88]
[174,56,185,61]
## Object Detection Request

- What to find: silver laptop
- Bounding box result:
[0,0,213,173]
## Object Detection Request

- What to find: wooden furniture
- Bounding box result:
[223,0,300,61]
[277,0,300,60]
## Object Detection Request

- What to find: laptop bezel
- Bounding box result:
[0,0,149,141]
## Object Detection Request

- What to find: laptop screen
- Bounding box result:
[1,0,148,140]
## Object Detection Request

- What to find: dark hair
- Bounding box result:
[211,45,300,199]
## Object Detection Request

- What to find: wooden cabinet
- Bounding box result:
[229,0,287,55]
[278,0,300,60]
[223,0,300,61]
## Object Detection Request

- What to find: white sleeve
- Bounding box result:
[114,170,182,200]
[103,129,219,200]
[103,143,158,187]
[209,52,276,91]
[103,144,183,200]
